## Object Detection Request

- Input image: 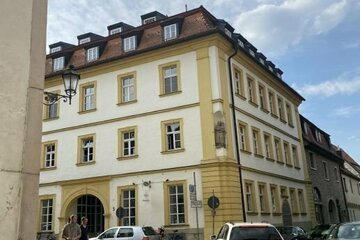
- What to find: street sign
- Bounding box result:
[191,200,203,208]
[189,184,196,200]
[207,196,220,209]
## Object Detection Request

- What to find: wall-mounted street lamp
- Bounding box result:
[43,65,80,105]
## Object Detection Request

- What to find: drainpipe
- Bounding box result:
[227,39,247,222]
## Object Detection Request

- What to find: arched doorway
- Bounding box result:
[329,200,338,223]
[67,194,104,237]
[313,187,324,224]
[282,199,292,226]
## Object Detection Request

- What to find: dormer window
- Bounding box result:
[143,17,156,24]
[304,122,308,135]
[224,28,232,38]
[79,37,91,45]
[164,24,177,41]
[259,58,265,65]
[53,56,64,71]
[238,40,244,48]
[124,36,136,52]
[249,49,255,57]
[268,66,273,72]
[110,27,122,35]
[87,47,99,62]
[277,72,281,78]
[50,46,61,53]
[315,130,322,142]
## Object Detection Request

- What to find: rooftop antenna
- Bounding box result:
[185,4,188,12]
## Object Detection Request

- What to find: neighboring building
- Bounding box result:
[338,149,360,221]
[39,6,315,239]
[300,115,347,224]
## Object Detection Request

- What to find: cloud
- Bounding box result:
[333,106,360,117]
[232,0,350,56]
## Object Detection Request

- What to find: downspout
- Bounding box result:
[227,39,247,222]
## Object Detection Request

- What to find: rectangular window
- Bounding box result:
[286,103,294,126]
[118,127,137,159]
[264,133,273,159]
[121,189,136,226]
[168,184,185,224]
[280,186,288,198]
[258,84,268,110]
[252,128,262,156]
[77,134,95,164]
[79,37,91,44]
[245,181,256,212]
[292,145,299,168]
[40,199,53,231]
[258,183,269,213]
[159,61,180,95]
[53,56,64,71]
[86,47,99,62]
[274,137,283,163]
[289,188,299,214]
[50,46,61,53]
[124,36,136,52]
[162,119,184,153]
[118,72,136,104]
[79,82,96,112]
[143,17,156,24]
[357,183,360,195]
[43,91,60,119]
[164,24,177,41]
[334,167,339,182]
[315,130,322,142]
[343,178,348,192]
[283,141,291,165]
[270,185,280,213]
[247,77,257,104]
[44,143,56,168]
[268,90,277,116]
[309,152,316,169]
[238,121,250,152]
[350,180,353,193]
[277,96,285,121]
[323,161,329,180]
[233,68,244,97]
[110,27,122,35]
[298,189,306,213]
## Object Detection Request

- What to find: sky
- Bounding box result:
[47,0,360,162]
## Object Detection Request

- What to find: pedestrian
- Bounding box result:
[62,214,81,240]
[80,216,89,240]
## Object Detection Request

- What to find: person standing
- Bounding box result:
[62,214,81,240]
[80,216,89,240]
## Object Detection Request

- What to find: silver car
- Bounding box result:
[90,226,160,240]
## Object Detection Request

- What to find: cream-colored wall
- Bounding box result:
[344,174,360,205]
[0,0,47,239]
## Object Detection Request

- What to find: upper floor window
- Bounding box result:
[283,141,291,166]
[164,24,177,41]
[274,137,283,163]
[43,91,60,120]
[50,46,61,53]
[87,47,99,62]
[292,145,299,168]
[258,84,268,111]
[309,152,316,169]
[53,57,64,71]
[304,122,309,135]
[159,61,180,95]
[286,103,294,126]
[79,37,91,44]
[224,28,232,38]
[252,128,262,156]
[323,161,329,180]
[42,141,57,169]
[268,90,277,116]
[350,180,354,193]
[79,82,96,112]
[343,178,348,192]
[161,119,184,153]
[277,96,285,121]
[110,27,122,35]
[334,167,339,182]
[124,36,136,52]
[118,72,136,104]
[234,68,244,97]
[247,76,257,105]
[118,126,137,159]
[143,17,156,24]
[264,133,273,159]
[238,121,250,152]
[78,134,95,164]
[315,130,322,142]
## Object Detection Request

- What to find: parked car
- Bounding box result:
[211,222,284,240]
[325,221,360,240]
[306,224,335,240]
[90,226,160,240]
[277,226,307,240]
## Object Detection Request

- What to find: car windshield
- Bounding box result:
[229,226,282,240]
[330,223,360,239]
[143,226,157,236]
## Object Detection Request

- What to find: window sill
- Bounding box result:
[254,153,264,159]
[117,155,139,161]
[292,212,300,216]
[281,195,289,199]
[247,211,259,216]
[40,166,57,171]
[76,161,96,166]
[280,118,287,124]
[300,212,307,216]
[78,108,97,114]
[117,100,137,106]
[288,123,294,128]
[249,100,259,108]
[272,212,282,216]
[164,223,189,228]
[43,117,59,122]
[286,163,293,168]
[235,93,246,101]
[277,160,285,165]
[159,90,182,97]
[161,148,185,154]
[240,149,252,155]
[260,212,271,215]
[260,107,270,114]
[266,157,275,162]
[270,113,278,119]
[294,166,301,170]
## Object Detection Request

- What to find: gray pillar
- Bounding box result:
[0,0,47,239]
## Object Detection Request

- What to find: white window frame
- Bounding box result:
[164,24,177,41]
[123,130,135,157]
[86,47,99,62]
[166,123,181,150]
[122,189,136,226]
[84,86,95,111]
[40,199,53,231]
[110,27,122,35]
[44,143,56,168]
[239,125,246,151]
[53,56,64,71]
[163,65,178,94]
[122,76,135,102]
[82,138,94,163]
[168,184,185,224]
[50,46,61,53]
[143,17,156,24]
[79,37,91,44]
[124,36,136,52]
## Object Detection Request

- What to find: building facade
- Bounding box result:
[300,115,347,224]
[39,6,315,239]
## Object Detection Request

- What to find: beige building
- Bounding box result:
[39,6,315,239]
